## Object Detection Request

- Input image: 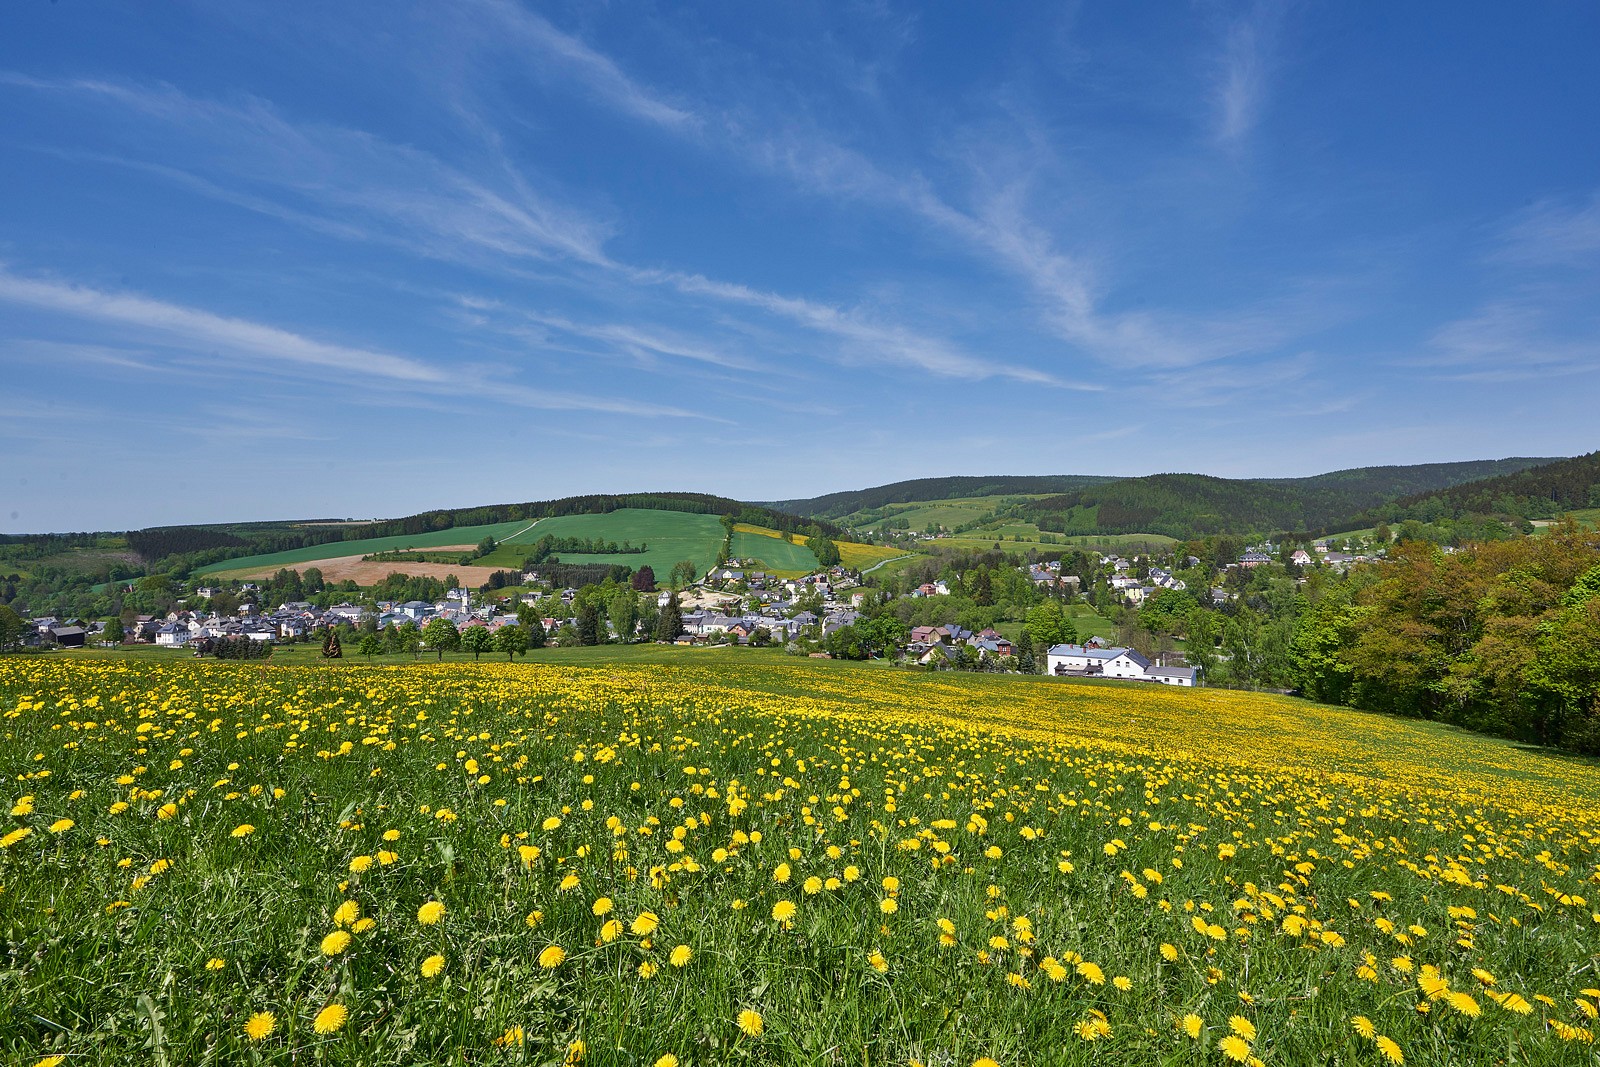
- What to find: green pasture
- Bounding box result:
[476,510,726,579]
[197,519,540,577]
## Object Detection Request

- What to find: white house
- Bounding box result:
[1045,644,1195,685]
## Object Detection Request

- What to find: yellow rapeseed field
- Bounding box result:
[3,657,1599,1065]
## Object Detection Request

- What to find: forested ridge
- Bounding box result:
[1359,451,1600,525]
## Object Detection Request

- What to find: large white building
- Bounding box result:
[1045,644,1198,686]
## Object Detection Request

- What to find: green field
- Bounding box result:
[476,510,727,579]
[7,653,1600,1064]
[727,526,820,575]
[197,519,541,576]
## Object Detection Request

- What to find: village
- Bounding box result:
[11,533,1392,688]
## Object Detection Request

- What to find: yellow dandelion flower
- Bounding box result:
[843,865,861,882]
[565,1038,586,1064]
[774,862,791,883]
[631,911,660,936]
[417,900,445,925]
[1352,1015,1376,1039]
[1,827,31,849]
[230,823,254,838]
[49,819,74,834]
[868,949,888,973]
[1374,1035,1404,1064]
[245,1010,276,1040]
[312,1003,347,1035]
[1218,1034,1251,1062]
[592,896,614,916]
[1161,942,1180,961]
[333,900,360,926]
[737,1009,764,1037]
[1181,1013,1203,1039]
[1229,1015,1256,1041]
[670,944,692,967]
[32,1058,65,1067]
[600,919,623,943]
[803,876,823,894]
[1499,993,1532,1015]
[539,945,567,968]
[320,930,352,956]
[879,897,898,914]
[1113,975,1132,991]
[348,855,373,873]
[421,954,446,978]
[639,960,659,978]
[542,816,562,831]
[1075,961,1105,985]
[1446,991,1480,1017]
[772,899,797,923]
[973,1059,1001,1067]
[654,1056,679,1067]
[559,873,581,892]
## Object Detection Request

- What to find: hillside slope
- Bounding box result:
[1018,457,1560,537]
[1361,451,1600,523]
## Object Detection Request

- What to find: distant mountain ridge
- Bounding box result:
[766,475,1119,520]
[774,458,1564,538]
[1360,451,1600,523]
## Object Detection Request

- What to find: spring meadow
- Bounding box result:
[5,655,1600,1065]
[6,3,1600,1065]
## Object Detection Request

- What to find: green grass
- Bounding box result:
[476,510,726,579]
[6,655,1600,1064]
[197,519,541,576]
[727,528,819,575]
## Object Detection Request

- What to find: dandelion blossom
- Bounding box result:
[669,944,692,967]
[1228,1016,1256,1041]
[245,1011,276,1041]
[539,945,567,969]
[1352,1015,1377,1039]
[421,954,446,978]
[1218,1034,1251,1062]
[654,1056,679,1067]
[231,824,254,838]
[333,900,360,926]
[312,1003,348,1034]
[631,911,660,936]
[772,899,797,923]
[879,897,898,914]
[1075,961,1105,985]
[1181,1014,1203,1039]
[1375,1035,1404,1064]
[320,930,352,956]
[736,1009,765,1037]
[49,819,74,834]
[417,900,445,925]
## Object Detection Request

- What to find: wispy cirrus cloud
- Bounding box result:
[2,73,615,268]
[0,267,709,418]
[1208,2,1286,150]
[469,0,699,131]
[1493,192,1600,269]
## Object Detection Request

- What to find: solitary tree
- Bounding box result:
[669,559,698,590]
[322,627,343,659]
[494,624,529,660]
[609,591,640,644]
[576,601,602,646]
[655,593,682,642]
[422,617,460,661]
[461,624,493,661]
[631,565,657,592]
[357,633,383,661]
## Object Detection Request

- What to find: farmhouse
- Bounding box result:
[1045,643,1199,686]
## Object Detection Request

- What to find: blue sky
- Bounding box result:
[3,2,1599,532]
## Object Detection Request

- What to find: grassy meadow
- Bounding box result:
[4,655,1600,1066]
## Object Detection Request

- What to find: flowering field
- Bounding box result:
[3,658,1599,1066]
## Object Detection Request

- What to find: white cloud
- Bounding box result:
[472,0,700,131]
[0,267,710,419]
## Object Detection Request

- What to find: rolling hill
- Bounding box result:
[1359,451,1600,525]
[775,458,1563,540]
